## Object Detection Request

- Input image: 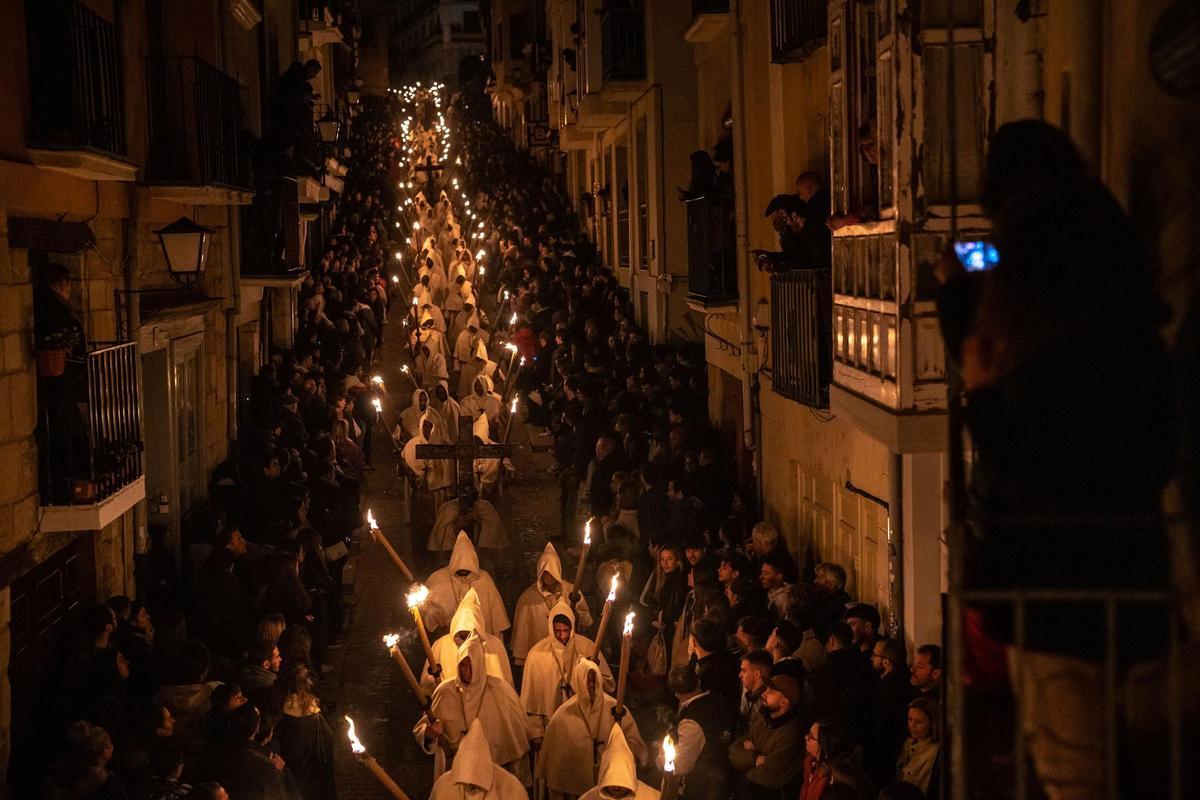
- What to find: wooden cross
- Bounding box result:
[415,415,515,495]
[414,155,445,197]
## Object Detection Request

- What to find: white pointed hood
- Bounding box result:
[545,597,576,655]
[472,413,491,444]
[597,724,638,795]
[449,531,481,580]
[537,543,564,590]
[449,719,494,790]
[451,587,489,637]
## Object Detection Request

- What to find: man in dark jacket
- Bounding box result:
[198,704,288,800]
[236,642,280,711]
[861,638,918,787]
[691,618,740,713]
[728,674,806,800]
[664,666,736,800]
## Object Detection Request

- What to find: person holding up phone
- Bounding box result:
[937,120,1172,798]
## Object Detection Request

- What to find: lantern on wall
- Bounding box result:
[317,110,341,144]
[154,216,214,288]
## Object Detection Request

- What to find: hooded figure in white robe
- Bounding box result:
[577,726,659,800]
[424,532,510,635]
[401,413,454,492]
[445,263,469,316]
[419,303,448,335]
[447,303,478,356]
[428,720,528,800]
[453,318,490,370]
[470,414,511,494]
[520,599,612,739]
[417,341,450,389]
[460,375,502,426]
[430,494,509,552]
[511,543,593,662]
[415,634,533,785]
[537,659,647,799]
[430,380,462,443]
[422,587,514,690]
[457,340,490,399]
[418,324,450,364]
[400,389,432,440]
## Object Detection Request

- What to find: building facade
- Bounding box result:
[0,0,359,790]
[391,0,485,86]
[524,0,1200,705]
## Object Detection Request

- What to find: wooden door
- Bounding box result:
[7,535,97,796]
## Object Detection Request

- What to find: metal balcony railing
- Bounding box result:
[240,176,303,276]
[146,57,251,190]
[770,268,832,408]
[38,342,143,505]
[685,195,737,304]
[770,0,827,63]
[693,0,729,14]
[601,5,646,82]
[948,586,1184,799]
[25,0,126,156]
[299,0,340,23]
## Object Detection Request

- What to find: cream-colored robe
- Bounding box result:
[424,533,511,634]
[421,587,514,691]
[519,599,612,739]
[428,720,529,800]
[577,725,660,800]
[414,635,533,786]
[511,543,593,662]
[537,659,647,798]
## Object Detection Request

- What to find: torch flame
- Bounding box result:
[623,611,635,636]
[372,398,382,413]
[366,509,378,529]
[406,583,430,609]
[510,312,518,325]
[607,574,619,602]
[584,517,593,545]
[392,275,400,284]
[345,716,366,754]
[662,735,676,773]
[511,397,519,414]
[372,375,384,386]
[401,364,410,373]
[504,343,518,353]
[383,633,400,649]
[519,356,526,367]
[476,250,486,260]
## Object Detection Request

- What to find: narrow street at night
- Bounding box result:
[0,2,1196,800]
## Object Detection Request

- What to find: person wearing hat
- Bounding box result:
[728,672,806,800]
[658,666,736,800]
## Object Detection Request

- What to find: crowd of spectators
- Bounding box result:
[38,96,404,800]
[452,90,945,800]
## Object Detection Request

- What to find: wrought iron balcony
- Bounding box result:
[771,268,833,408]
[685,195,737,306]
[602,5,646,82]
[25,0,126,157]
[693,0,729,14]
[240,176,305,277]
[38,342,143,510]
[146,57,251,192]
[770,0,827,63]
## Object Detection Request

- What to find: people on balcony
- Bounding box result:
[34,261,91,505]
[678,151,719,201]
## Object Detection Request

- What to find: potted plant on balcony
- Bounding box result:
[34,330,70,377]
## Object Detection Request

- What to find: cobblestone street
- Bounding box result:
[324,305,564,798]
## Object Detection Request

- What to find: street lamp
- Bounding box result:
[317,110,341,144]
[155,216,214,288]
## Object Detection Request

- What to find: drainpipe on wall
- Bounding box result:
[729,0,761,511]
[224,206,241,451]
[121,185,150,594]
[888,452,905,642]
